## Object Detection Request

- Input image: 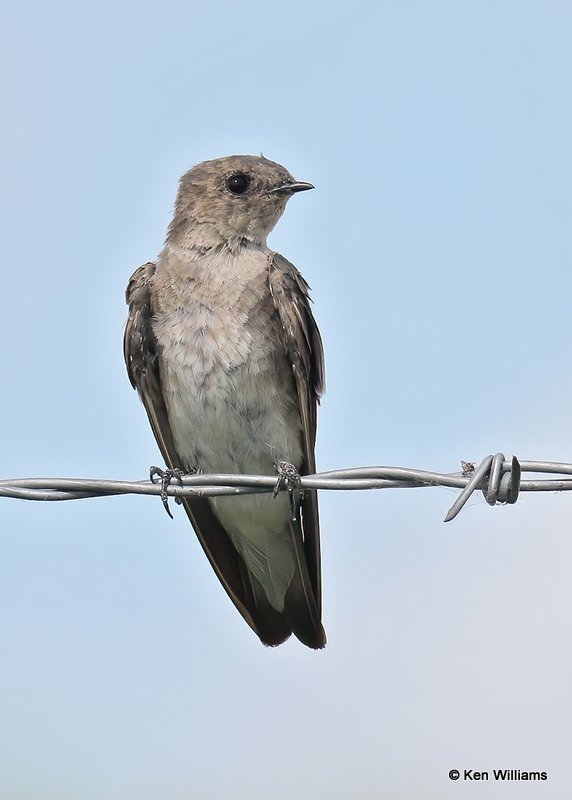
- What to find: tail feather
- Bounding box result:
[284,569,326,649]
[282,505,326,649]
[251,581,292,647]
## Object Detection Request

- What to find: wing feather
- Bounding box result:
[268,253,325,614]
[124,262,291,645]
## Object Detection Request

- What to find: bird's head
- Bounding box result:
[167,155,313,250]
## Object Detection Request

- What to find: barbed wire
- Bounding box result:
[2,454,572,521]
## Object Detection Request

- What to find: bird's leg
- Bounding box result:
[149,466,189,518]
[274,461,303,524]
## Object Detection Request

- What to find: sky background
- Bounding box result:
[1,1,571,798]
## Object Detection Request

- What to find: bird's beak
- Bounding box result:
[267,181,315,195]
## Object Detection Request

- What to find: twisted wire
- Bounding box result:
[2,455,571,521]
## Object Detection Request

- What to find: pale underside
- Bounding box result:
[152,244,303,611]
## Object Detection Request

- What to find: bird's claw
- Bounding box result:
[149,466,186,518]
[274,462,304,524]
[273,461,301,498]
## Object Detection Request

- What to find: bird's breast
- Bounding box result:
[151,249,302,476]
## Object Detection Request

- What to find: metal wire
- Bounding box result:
[2,454,572,521]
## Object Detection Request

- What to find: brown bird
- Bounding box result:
[124,155,325,648]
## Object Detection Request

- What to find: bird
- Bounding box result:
[124,155,326,648]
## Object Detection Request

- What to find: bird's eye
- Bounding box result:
[226,173,250,195]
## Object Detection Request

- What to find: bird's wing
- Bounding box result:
[124,262,291,646]
[268,252,325,615]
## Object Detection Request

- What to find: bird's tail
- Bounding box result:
[231,524,326,649]
[281,506,326,649]
[283,567,326,649]
[250,565,326,649]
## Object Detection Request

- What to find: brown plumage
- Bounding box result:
[124,155,325,648]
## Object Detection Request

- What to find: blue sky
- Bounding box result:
[1,1,571,797]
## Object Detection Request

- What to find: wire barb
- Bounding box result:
[443,454,522,522]
[0,455,568,522]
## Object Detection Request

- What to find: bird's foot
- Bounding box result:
[274,462,303,524]
[273,461,301,497]
[149,466,188,519]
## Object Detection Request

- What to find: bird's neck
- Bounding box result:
[162,226,269,266]
[166,214,268,255]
